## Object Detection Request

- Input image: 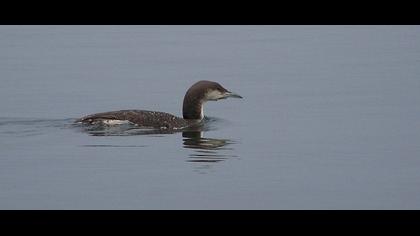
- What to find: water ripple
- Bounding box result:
[0,117,75,137]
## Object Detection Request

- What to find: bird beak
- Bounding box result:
[224,91,243,99]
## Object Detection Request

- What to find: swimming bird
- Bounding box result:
[76,80,242,130]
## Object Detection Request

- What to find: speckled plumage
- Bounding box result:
[76,110,200,129]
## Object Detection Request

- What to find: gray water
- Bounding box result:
[1,26,420,209]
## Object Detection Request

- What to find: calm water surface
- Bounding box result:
[1,26,420,209]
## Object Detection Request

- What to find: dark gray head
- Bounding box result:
[183,80,242,120]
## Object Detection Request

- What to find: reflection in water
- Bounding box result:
[0,117,239,173]
[74,117,239,173]
[181,124,238,174]
[182,131,237,163]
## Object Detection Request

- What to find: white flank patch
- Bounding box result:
[101,119,131,125]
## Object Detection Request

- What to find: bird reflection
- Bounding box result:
[182,131,237,163]
[75,119,239,171]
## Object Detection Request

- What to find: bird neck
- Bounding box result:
[183,95,204,120]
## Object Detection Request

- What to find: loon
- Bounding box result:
[76,80,242,130]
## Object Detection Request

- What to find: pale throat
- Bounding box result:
[198,90,224,119]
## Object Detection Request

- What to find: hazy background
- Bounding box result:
[1,26,420,209]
